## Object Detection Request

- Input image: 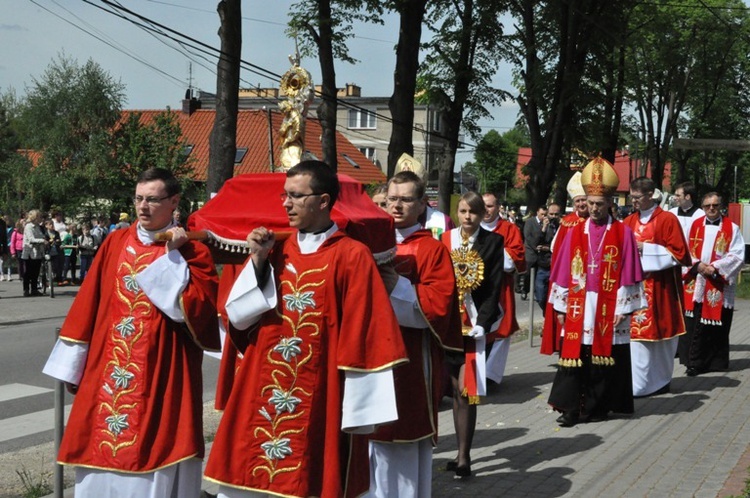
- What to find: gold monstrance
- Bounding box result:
[450,232,485,335]
[278,50,313,171]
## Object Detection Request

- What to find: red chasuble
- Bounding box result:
[214,263,243,411]
[205,232,407,498]
[624,207,691,341]
[57,225,220,472]
[541,212,587,354]
[371,229,463,445]
[489,220,526,338]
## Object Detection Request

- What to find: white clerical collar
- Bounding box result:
[639,204,657,223]
[137,222,176,245]
[396,224,422,243]
[480,216,499,231]
[297,223,339,254]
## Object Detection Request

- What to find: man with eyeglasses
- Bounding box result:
[367,170,462,497]
[622,176,692,397]
[480,191,526,385]
[680,192,745,376]
[206,161,408,498]
[43,167,221,497]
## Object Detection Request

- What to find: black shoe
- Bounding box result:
[585,412,608,423]
[557,411,579,427]
[454,464,471,479]
[446,460,458,472]
[29,290,43,297]
[23,291,30,297]
[686,367,699,377]
[521,293,528,301]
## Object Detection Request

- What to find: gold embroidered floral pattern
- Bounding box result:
[98,248,154,457]
[253,263,327,482]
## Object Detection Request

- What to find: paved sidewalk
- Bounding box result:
[22,271,749,497]
[425,303,750,498]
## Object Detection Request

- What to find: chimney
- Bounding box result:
[346,84,361,97]
[182,89,202,115]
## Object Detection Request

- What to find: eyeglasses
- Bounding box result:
[375,202,387,208]
[280,192,322,203]
[133,195,173,206]
[702,203,720,209]
[386,196,419,205]
[628,193,647,200]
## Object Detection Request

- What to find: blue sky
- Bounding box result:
[1,0,520,163]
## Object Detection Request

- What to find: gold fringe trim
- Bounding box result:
[557,358,583,368]
[591,355,615,366]
[468,395,481,405]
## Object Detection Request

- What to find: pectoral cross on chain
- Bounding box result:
[588,259,598,273]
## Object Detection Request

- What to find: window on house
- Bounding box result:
[358,147,376,162]
[182,144,194,159]
[235,147,248,163]
[342,153,360,169]
[432,113,442,132]
[348,109,376,129]
[304,151,320,161]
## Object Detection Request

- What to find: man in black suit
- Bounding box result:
[524,204,559,313]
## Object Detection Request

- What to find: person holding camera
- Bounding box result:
[524,204,560,313]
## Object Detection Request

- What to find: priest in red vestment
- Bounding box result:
[480,192,526,384]
[204,161,408,498]
[368,171,463,497]
[681,193,745,376]
[42,168,221,497]
[541,172,589,354]
[547,158,646,427]
[623,177,691,397]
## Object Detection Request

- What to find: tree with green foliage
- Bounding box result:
[289,0,384,171]
[109,110,195,215]
[6,55,194,219]
[417,0,510,213]
[462,129,518,196]
[666,0,750,201]
[13,54,124,214]
[502,1,621,213]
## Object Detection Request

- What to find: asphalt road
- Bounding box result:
[0,281,220,455]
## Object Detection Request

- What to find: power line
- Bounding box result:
[28,0,184,87]
[86,0,481,150]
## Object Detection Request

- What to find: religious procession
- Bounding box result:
[36,110,748,498]
[23,46,745,498]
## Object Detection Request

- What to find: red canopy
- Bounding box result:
[188,173,395,263]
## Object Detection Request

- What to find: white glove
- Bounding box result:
[468,325,485,338]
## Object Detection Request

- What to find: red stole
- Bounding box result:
[561,221,624,365]
[541,213,586,355]
[685,216,733,324]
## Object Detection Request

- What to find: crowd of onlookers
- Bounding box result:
[0,209,138,297]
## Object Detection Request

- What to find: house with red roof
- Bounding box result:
[130,104,386,185]
[16,106,385,187]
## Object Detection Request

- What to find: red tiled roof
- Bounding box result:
[16,149,42,167]
[125,109,385,184]
[514,148,672,192]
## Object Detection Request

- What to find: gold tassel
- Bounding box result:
[468,395,481,405]
[461,387,469,398]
